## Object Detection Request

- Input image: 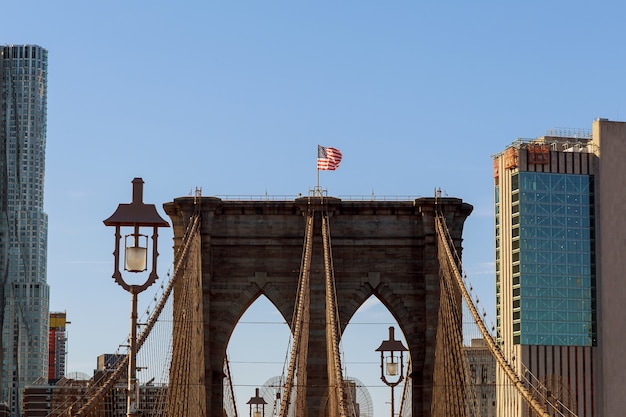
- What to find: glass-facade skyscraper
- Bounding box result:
[492,119,626,417]
[0,44,49,416]
[493,133,597,417]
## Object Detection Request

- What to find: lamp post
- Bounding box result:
[247,388,267,417]
[103,178,169,417]
[375,326,408,417]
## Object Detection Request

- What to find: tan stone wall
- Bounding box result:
[592,119,626,416]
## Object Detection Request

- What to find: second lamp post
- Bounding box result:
[247,388,267,417]
[375,326,408,417]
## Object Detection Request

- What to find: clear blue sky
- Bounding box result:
[3,1,626,415]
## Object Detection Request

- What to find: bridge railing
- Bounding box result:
[209,194,424,201]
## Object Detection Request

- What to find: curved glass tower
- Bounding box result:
[0,44,49,416]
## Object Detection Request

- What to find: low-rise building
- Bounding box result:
[465,338,496,417]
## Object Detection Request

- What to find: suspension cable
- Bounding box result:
[435,212,552,417]
[72,214,201,417]
[278,210,314,417]
[321,211,348,417]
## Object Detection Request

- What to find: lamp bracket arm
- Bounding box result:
[112,271,132,292]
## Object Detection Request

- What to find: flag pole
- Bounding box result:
[315,145,320,196]
[316,167,320,196]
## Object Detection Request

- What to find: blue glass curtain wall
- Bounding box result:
[510,172,595,346]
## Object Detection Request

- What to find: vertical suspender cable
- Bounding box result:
[279,211,314,417]
[321,211,348,417]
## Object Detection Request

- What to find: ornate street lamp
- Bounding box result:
[247,388,267,417]
[103,178,169,417]
[375,326,408,417]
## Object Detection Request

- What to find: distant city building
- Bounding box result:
[0,44,50,416]
[97,354,125,372]
[492,119,626,416]
[48,312,67,382]
[23,377,90,417]
[24,354,166,416]
[343,380,361,417]
[464,338,495,417]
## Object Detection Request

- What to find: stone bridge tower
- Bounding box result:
[164,196,473,417]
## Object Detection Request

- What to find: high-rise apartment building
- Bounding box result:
[0,44,50,416]
[492,118,626,416]
[48,313,67,382]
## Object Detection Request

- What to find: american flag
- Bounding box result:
[317,145,343,170]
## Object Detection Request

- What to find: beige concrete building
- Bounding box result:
[464,338,496,417]
[492,118,626,416]
[590,119,626,417]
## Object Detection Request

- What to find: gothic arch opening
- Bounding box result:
[226,294,291,416]
[340,295,411,417]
